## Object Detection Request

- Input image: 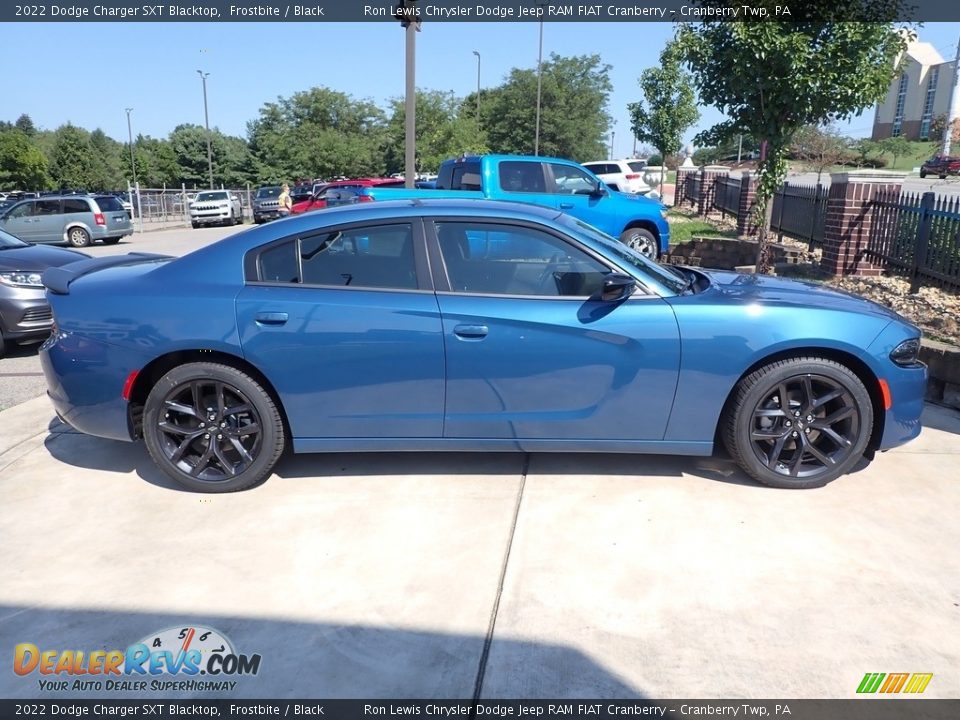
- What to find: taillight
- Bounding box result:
[625,174,641,179]
[357,195,375,202]
[94,213,106,226]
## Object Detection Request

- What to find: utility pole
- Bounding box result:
[609,129,615,159]
[197,70,214,189]
[941,35,960,157]
[396,0,420,188]
[125,108,137,187]
[472,51,481,127]
[534,17,544,155]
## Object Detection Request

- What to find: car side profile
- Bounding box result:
[189,191,243,228]
[0,195,133,248]
[919,155,960,179]
[40,200,926,493]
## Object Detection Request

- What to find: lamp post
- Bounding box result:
[395,0,421,188]
[196,70,214,189]
[534,17,544,155]
[125,108,137,187]
[609,130,615,159]
[472,51,481,126]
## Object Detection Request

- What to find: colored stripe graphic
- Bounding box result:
[903,673,934,694]
[857,673,885,693]
[880,673,909,693]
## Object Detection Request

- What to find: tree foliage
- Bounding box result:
[677,5,913,270]
[0,129,49,189]
[790,124,850,182]
[628,41,700,195]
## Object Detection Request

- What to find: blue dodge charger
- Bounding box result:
[39,200,926,493]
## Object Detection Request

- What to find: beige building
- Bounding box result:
[872,41,957,141]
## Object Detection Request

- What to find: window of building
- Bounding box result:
[892,73,909,137]
[920,66,940,140]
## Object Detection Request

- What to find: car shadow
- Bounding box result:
[0,339,43,359]
[922,402,960,435]
[43,417,770,492]
[0,604,641,699]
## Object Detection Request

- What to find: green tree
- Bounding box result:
[677,4,912,271]
[474,53,612,161]
[384,90,487,174]
[50,124,96,189]
[132,136,180,187]
[628,42,700,196]
[790,124,851,183]
[14,114,37,137]
[0,129,49,189]
[877,134,913,169]
[87,128,124,190]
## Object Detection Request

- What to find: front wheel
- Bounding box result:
[142,363,285,493]
[619,227,659,259]
[722,357,873,489]
[67,227,91,248]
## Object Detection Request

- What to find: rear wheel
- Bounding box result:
[722,357,873,489]
[67,227,91,248]
[142,363,285,493]
[619,227,659,259]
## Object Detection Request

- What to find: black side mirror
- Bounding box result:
[590,182,608,198]
[600,273,636,302]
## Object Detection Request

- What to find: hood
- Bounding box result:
[0,244,89,272]
[700,269,907,323]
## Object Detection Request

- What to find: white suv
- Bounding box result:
[582,159,653,196]
[189,191,243,228]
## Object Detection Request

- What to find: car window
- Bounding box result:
[256,187,281,198]
[6,202,33,219]
[196,191,228,202]
[627,161,646,172]
[448,162,482,190]
[435,221,610,297]
[64,198,92,213]
[35,199,62,215]
[257,223,418,290]
[93,196,124,212]
[549,163,598,195]
[498,161,546,193]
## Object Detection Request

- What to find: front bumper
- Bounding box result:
[869,323,928,451]
[0,290,53,342]
[191,211,232,225]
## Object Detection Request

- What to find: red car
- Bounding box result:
[919,155,960,179]
[290,178,405,214]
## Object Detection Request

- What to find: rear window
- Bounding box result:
[93,196,124,212]
[627,161,646,172]
[256,187,281,198]
[196,191,228,202]
[443,161,482,190]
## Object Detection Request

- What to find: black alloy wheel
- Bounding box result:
[143,363,284,492]
[724,358,873,488]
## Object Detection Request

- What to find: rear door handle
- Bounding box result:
[254,311,288,326]
[559,202,574,209]
[453,324,488,339]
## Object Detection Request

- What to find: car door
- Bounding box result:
[428,217,681,443]
[31,199,65,244]
[235,218,446,441]
[544,162,620,236]
[493,160,556,210]
[0,200,38,242]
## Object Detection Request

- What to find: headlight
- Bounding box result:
[889,338,921,367]
[0,271,44,288]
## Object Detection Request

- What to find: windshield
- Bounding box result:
[256,187,281,198]
[0,228,28,248]
[196,191,228,202]
[558,215,689,295]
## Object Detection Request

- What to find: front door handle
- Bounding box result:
[453,324,488,339]
[559,202,574,209]
[254,311,288,326]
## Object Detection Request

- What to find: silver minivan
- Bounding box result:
[0,195,133,248]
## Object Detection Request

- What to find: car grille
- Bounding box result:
[257,201,279,209]
[22,306,53,323]
[193,204,226,211]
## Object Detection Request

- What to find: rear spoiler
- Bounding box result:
[42,253,172,295]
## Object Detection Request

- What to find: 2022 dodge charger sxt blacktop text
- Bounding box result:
[39,200,926,493]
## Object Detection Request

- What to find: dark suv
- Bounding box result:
[252,186,283,224]
[920,155,960,179]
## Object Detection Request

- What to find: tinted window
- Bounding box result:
[256,187,281,198]
[584,163,614,175]
[549,164,598,194]
[258,242,300,284]
[435,221,610,297]
[196,191,228,202]
[34,199,62,215]
[93,196,124,212]
[449,162,482,190]
[498,161,546,193]
[627,161,646,172]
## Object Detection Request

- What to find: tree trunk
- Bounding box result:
[659,163,665,200]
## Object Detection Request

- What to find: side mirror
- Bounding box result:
[600,273,636,302]
[590,182,608,198]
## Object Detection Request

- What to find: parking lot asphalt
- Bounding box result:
[1,391,958,699]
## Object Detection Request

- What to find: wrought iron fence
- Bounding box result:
[714,176,740,218]
[770,182,829,250]
[868,190,960,292]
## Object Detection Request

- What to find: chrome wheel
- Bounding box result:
[68,227,90,247]
[748,374,860,480]
[620,228,658,259]
[158,379,263,483]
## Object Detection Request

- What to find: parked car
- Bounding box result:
[290,185,314,205]
[0,228,87,357]
[582,159,653,196]
[0,195,133,248]
[290,178,404,214]
[919,155,960,179]
[39,199,925,493]
[252,186,283,224]
[189,191,243,228]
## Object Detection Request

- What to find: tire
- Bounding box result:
[0,331,5,359]
[619,227,659,259]
[722,357,873,489]
[142,362,285,493]
[191,221,199,229]
[102,237,121,245]
[67,227,91,248]
[940,174,947,180]
[920,170,927,178]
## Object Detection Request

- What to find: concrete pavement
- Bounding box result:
[1,393,958,699]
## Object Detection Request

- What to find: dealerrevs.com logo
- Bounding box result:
[14,625,261,693]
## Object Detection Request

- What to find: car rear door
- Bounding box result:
[428,217,680,443]
[92,196,132,234]
[235,218,446,443]
[492,159,556,211]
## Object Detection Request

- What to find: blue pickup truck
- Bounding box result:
[360,154,670,258]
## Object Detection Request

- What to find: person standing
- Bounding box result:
[278,183,292,217]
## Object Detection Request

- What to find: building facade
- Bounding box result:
[872,41,957,141]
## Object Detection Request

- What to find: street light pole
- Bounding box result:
[534,17,544,155]
[197,70,214,189]
[609,130,615,159]
[404,19,417,188]
[125,108,137,187]
[472,51,481,127]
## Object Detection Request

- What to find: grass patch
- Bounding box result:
[667,209,738,245]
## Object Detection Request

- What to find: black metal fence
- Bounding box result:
[714,176,740,217]
[868,190,960,292]
[770,182,829,250]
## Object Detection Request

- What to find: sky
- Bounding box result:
[2,21,959,159]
